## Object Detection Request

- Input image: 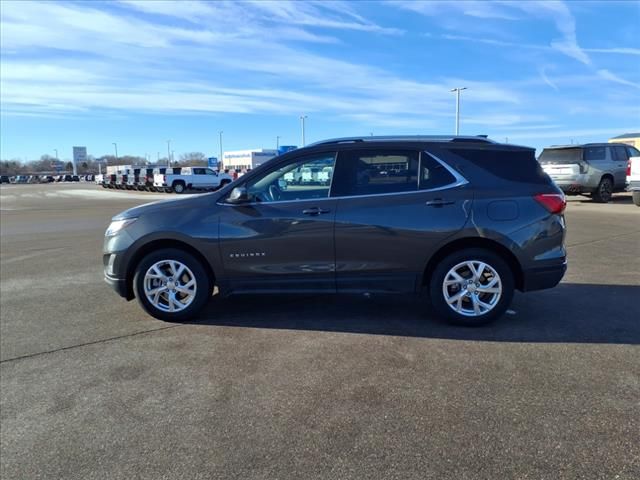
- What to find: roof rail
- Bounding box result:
[307,135,495,147]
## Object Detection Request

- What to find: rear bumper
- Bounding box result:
[521,261,567,292]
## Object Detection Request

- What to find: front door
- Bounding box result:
[218,152,338,293]
[331,148,471,293]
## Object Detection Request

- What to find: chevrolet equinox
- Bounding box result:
[104,136,567,326]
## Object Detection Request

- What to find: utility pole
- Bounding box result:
[112,143,118,161]
[450,87,467,135]
[218,131,223,165]
[300,115,307,147]
[54,149,58,161]
[276,136,280,150]
[166,140,171,166]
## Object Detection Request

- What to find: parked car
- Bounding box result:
[40,175,54,183]
[138,167,166,191]
[27,175,40,183]
[153,167,232,193]
[104,135,567,326]
[538,143,640,202]
[0,175,10,184]
[125,168,142,190]
[13,175,29,183]
[626,155,640,206]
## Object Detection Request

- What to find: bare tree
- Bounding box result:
[179,152,207,166]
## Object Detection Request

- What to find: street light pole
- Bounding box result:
[112,142,118,161]
[300,115,307,147]
[166,140,171,166]
[54,149,58,161]
[276,136,280,150]
[218,131,224,166]
[450,87,467,135]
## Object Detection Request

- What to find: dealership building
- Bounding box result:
[609,133,640,149]
[221,149,278,172]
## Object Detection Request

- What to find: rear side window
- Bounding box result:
[332,149,418,196]
[583,146,606,161]
[626,146,640,157]
[448,148,549,184]
[420,153,457,190]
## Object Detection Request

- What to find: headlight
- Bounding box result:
[105,218,137,236]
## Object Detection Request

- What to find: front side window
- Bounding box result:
[245,153,336,203]
[332,149,419,197]
[612,146,628,161]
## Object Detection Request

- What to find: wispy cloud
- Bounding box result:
[597,69,640,89]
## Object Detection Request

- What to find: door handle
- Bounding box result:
[302,207,331,215]
[426,198,454,207]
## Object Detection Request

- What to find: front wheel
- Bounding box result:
[428,248,514,326]
[133,248,212,322]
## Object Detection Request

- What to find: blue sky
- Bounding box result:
[1,0,639,161]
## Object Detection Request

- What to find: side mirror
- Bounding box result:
[227,186,250,204]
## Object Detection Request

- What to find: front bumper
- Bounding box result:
[521,260,567,292]
[103,250,133,300]
[104,273,130,299]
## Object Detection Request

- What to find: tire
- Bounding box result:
[592,177,613,203]
[173,181,186,194]
[632,191,640,207]
[428,248,514,326]
[133,248,212,322]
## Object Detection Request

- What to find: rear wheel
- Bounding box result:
[133,248,212,322]
[428,248,514,326]
[173,181,186,194]
[632,191,640,207]
[592,177,613,203]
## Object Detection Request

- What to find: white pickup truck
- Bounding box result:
[153,167,233,194]
[626,156,640,206]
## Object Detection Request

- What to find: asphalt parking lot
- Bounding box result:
[1,182,639,479]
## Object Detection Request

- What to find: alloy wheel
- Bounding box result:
[143,260,197,312]
[442,260,503,317]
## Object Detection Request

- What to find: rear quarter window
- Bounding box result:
[447,148,550,184]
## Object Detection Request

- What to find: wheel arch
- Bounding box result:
[125,239,216,300]
[422,237,524,291]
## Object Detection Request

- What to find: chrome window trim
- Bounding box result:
[217,150,469,206]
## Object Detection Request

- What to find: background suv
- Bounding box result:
[104,136,567,326]
[538,143,640,202]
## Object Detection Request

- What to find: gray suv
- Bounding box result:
[104,136,567,326]
[539,143,640,202]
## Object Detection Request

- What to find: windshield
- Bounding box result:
[538,148,583,165]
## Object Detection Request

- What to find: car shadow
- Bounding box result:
[193,283,640,345]
[568,194,633,205]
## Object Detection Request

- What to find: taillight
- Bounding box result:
[534,193,566,214]
[627,161,632,177]
[578,161,589,174]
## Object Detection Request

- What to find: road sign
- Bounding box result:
[208,157,218,168]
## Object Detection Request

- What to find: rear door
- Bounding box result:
[331,148,471,294]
